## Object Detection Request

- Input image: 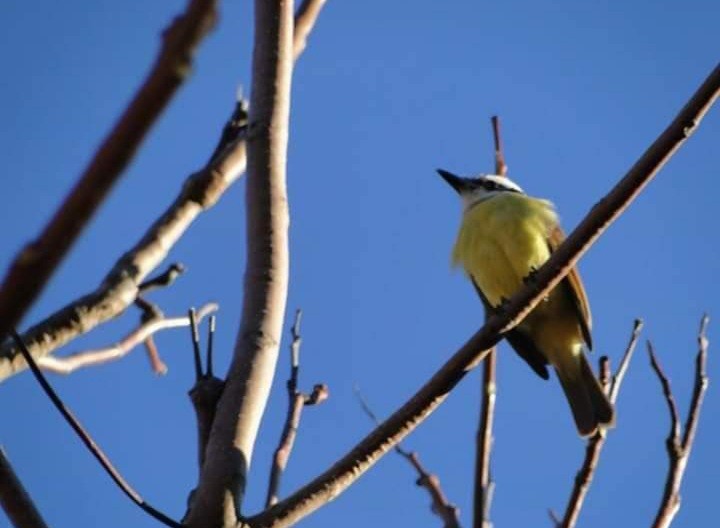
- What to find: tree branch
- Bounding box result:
[245,63,720,528]
[0,0,218,342]
[293,0,327,60]
[0,447,49,528]
[473,115,506,528]
[649,314,709,528]
[266,310,328,508]
[354,388,460,528]
[556,319,643,528]
[10,331,182,528]
[0,0,331,385]
[185,0,295,525]
[0,99,249,383]
[34,303,217,375]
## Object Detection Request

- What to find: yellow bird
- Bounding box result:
[438,169,614,437]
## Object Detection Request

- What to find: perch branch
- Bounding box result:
[266,310,329,508]
[245,63,720,528]
[0,0,218,342]
[10,331,182,528]
[0,447,49,528]
[354,388,460,528]
[35,303,217,375]
[648,314,710,528]
[556,319,643,528]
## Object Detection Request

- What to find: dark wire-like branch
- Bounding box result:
[35,303,217,375]
[0,447,49,528]
[188,313,225,478]
[10,331,182,528]
[266,310,329,508]
[0,0,218,343]
[354,387,460,528]
[474,114,507,528]
[554,318,643,528]
[648,314,709,528]
[247,63,720,528]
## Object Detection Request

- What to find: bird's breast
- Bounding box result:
[452,193,558,307]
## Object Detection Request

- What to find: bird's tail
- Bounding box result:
[556,354,615,437]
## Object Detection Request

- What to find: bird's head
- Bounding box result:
[437,169,524,211]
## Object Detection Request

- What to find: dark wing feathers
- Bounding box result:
[547,225,593,350]
[471,279,550,380]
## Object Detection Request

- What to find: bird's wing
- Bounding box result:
[547,225,593,350]
[471,278,550,380]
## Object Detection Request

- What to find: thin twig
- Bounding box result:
[649,315,710,528]
[135,296,168,375]
[137,263,186,295]
[187,312,225,477]
[293,0,327,60]
[474,349,496,528]
[0,0,218,342]
[474,115,506,528]
[354,387,460,528]
[36,303,217,375]
[556,318,643,528]
[266,310,328,508]
[0,447,49,528]
[247,64,720,528]
[491,116,508,177]
[10,331,182,528]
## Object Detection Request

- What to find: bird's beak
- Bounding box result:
[437,169,469,194]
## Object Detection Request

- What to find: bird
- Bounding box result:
[437,168,614,437]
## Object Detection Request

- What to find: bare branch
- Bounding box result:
[265,311,328,508]
[0,99,249,383]
[10,331,182,528]
[609,318,644,403]
[188,314,225,478]
[649,315,710,528]
[473,115,506,528]
[186,0,295,525]
[648,342,682,443]
[293,0,328,60]
[0,0,218,342]
[1,0,332,384]
[557,319,642,528]
[247,64,720,528]
[0,447,49,528]
[36,303,217,375]
[474,349,496,528]
[354,388,460,528]
[138,262,186,295]
[491,116,508,177]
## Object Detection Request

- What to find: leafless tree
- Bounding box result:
[1,3,718,528]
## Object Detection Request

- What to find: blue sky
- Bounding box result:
[1,1,718,527]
